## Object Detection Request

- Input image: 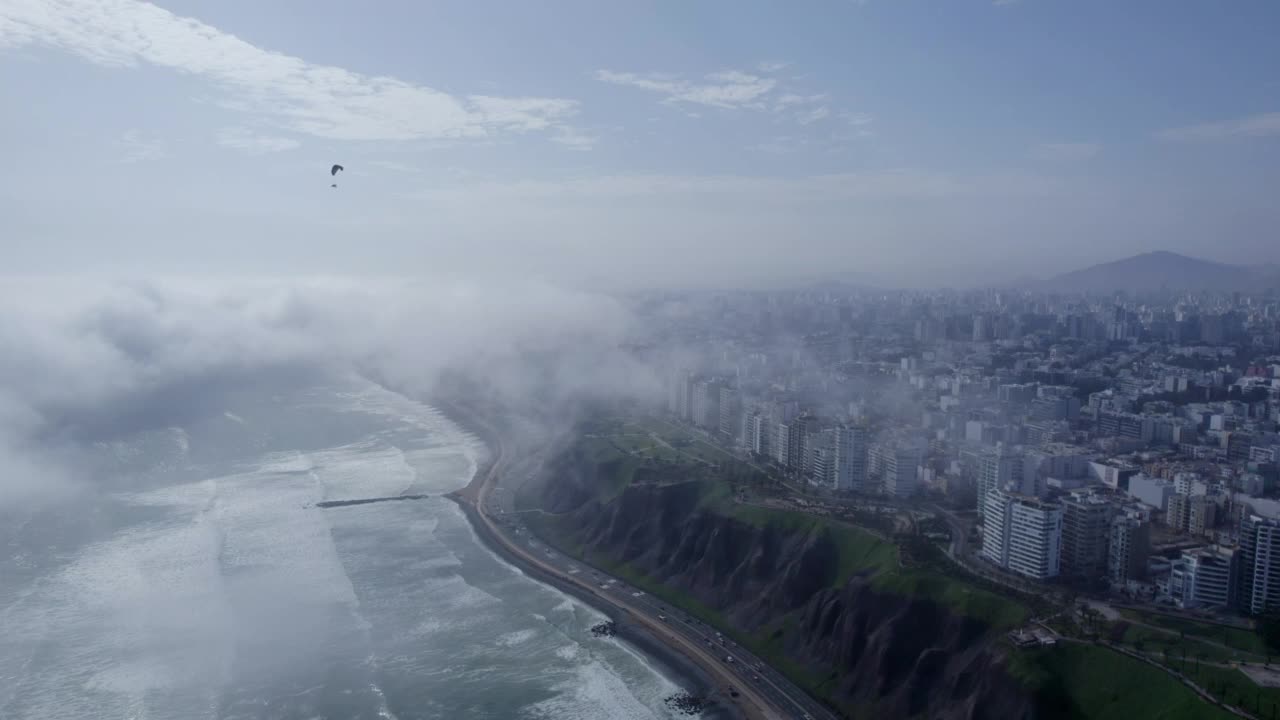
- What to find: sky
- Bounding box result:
[3,0,1280,288]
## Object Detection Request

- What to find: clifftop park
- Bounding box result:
[511,412,1274,720]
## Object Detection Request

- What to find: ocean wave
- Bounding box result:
[495,628,539,647]
[525,655,683,720]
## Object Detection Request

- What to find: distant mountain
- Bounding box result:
[1041,250,1280,293]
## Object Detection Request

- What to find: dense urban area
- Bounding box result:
[505,281,1280,718]
[643,285,1280,613]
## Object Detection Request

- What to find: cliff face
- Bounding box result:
[540,480,1035,720]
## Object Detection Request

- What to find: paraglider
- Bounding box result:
[330,164,343,188]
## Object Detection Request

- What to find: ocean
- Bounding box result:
[0,376,692,719]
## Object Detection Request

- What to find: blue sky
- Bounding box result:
[2,0,1279,287]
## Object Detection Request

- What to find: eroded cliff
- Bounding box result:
[530,475,1036,720]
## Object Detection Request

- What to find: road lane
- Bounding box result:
[457,417,827,720]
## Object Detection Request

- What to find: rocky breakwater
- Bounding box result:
[531,469,1036,720]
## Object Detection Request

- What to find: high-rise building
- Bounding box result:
[806,429,837,487]
[983,489,1064,580]
[833,423,869,492]
[786,415,814,473]
[718,386,742,442]
[1239,515,1280,616]
[690,379,722,430]
[1006,496,1064,580]
[1170,547,1236,609]
[1060,492,1115,583]
[745,412,770,457]
[982,488,1012,567]
[1107,516,1150,584]
[1167,493,1190,532]
[666,371,695,420]
[1189,496,1217,537]
[978,446,1023,520]
[883,444,923,499]
[771,422,790,467]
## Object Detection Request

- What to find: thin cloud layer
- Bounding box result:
[113,130,167,163]
[596,69,777,110]
[0,0,580,143]
[596,66,869,132]
[217,127,301,155]
[1158,112,1280,142]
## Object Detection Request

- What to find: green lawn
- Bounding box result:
[581,436,627,463]
[628,418,739,464]
[1119,609,1268,657]
[1177,662,1280,717]
[1119,622,1259,664]
[1012,644,1239,720]
[608,432,684,462]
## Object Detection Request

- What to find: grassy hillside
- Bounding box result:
[1010,644,1239,720]
[536,420,1031,625]
[524,418,1247,719]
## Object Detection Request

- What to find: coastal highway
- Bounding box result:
[450,408,835,720]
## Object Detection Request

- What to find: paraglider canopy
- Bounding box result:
[330,164,344,176]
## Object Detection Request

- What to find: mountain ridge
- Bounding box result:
[1041,250,1279,293]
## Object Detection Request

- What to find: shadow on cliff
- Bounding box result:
[531,466,1039,720]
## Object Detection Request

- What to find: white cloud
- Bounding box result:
[551,127,598,151]
[1032,141,1099,161]
[774,93,828,110]
[114,130,167,163]
[841,111,873,126]
[1157,112,1280,142]
[595,69,776,109]
[0,275,652,509]
[756,60,790,73]
[368,160,423,174]
[795,106,831,125]
[0,0,581,144]
[216,127,300,155]
[597,66,862,130]
[465,95,579,133]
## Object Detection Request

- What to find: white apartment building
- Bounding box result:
[978,446,1022,520]
[983,488,1063,580]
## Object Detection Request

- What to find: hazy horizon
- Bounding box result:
[4,0,1280,289]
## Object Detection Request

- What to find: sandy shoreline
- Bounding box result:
[433,397,741,719]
